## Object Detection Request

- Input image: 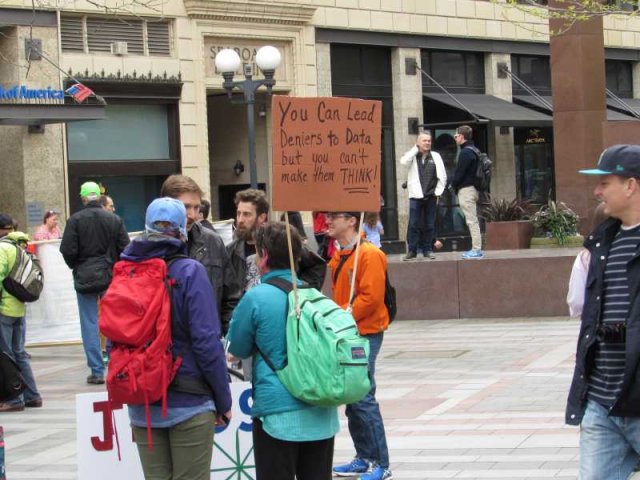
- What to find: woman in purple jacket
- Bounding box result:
[123,197,232,480]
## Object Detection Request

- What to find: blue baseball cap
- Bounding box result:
[145,197,187,239]
[580,144,640,177]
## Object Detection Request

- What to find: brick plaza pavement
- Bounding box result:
[0,317,616,479]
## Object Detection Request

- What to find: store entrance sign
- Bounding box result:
[0,85,65,101]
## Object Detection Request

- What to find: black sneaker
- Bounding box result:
[87,374,105,385]
[403,251,417,261]
[424,251,436,259]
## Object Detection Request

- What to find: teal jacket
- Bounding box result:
[227,269,312,418]
[0,232,30,318]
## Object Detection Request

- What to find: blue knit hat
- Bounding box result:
[145,197,187,238]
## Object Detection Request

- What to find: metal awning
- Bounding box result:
[0,103,106,125]
[514,95,638,121]
[423,92,553,127]
[606,97,640,119]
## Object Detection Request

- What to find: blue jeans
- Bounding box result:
[580,399,640,479]
[407,197,437,254]
[0,314,40,405]
[346,332,389,469]
[76,292,104,377]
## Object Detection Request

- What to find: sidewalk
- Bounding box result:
[4,317,584,479]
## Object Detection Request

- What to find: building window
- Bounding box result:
[511,55,551,95]
[67,105,170,162]
[606,60,633,98]
[61,15,171,56]
[607,0,637,11]
[421,50,485,94]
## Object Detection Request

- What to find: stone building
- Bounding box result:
[1,0,639,246]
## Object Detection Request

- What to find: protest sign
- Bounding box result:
[271,96,382,212]
[76,383,254,479]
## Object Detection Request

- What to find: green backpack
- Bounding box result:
[262,277,371,407]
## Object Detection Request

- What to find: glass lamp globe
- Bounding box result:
[215,49,241,73]
[256,46,282,72]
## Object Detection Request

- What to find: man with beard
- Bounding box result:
[160,175,241,335]
[227,189,326,381]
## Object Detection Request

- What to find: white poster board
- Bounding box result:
[76,383,254,479]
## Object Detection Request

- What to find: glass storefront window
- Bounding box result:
[514,127,555,205]
[67,104,170,161]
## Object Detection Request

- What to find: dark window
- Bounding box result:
[606,60,633,98]
[607,0,637,11]
[511,55,551,95]
[331,44,398,239]
[421,50,485,94]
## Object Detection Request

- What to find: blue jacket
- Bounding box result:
[227,269,312,417]
[121,234,232,414]
[452,140,478,192]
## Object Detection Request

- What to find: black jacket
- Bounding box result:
[227,238,327,292]
[60,202,129,272]
[452,140,478,192]
[566,218,640,425]
[188,222,241,335]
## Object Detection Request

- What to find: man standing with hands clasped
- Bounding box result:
[566,144,640,479]
[399,132,447,261]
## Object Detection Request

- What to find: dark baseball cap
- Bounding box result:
[0,213,13,229]
[580,144,640,177]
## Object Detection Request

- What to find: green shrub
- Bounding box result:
[531,200,579,245]
[480,197,533,222]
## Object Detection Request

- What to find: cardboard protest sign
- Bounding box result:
[271,96,382,212]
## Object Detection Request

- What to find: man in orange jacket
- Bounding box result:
[327,212,392,480]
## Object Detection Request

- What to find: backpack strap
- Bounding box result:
[254,277,308,373]
[163,254,214,397]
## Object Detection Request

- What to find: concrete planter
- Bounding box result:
[530,235,584,248]
[485,221,533,250]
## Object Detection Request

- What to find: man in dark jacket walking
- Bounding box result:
[60,181,129,384]
[160,174,241,335]
[452,125,483,259]
[567,144,640,479]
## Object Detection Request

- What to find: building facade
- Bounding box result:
[1,0,640,243]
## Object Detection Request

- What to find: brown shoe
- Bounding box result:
[87,374,105,385]
[0,402,25,412]
[25,398,43,408]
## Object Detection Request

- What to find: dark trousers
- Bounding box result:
[407,196,438,254]
[252,417,334,480]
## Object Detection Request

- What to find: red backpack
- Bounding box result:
[99,257,184,450]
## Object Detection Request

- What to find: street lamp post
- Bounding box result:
[215,46,282,189]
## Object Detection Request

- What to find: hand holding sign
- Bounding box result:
[272,96,382,212]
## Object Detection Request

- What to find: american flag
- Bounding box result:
[65,83,93,103]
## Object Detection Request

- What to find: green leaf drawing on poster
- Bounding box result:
[211,428,255,479]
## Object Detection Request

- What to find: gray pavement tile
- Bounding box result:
[1,318,582,480]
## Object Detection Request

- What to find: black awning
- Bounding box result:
[514,95,638,122]
[423,92,553,127]
[0,103,106,125]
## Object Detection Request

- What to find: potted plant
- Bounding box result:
[530,200,582,248]
[481,197,534,250]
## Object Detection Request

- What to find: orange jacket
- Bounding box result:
[328,241,389,335]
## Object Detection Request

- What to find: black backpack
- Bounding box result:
[0,239,44,303]
[466,146,492,192]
